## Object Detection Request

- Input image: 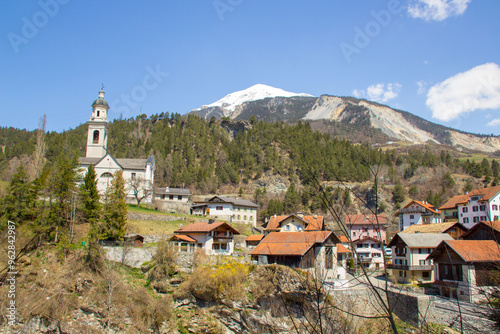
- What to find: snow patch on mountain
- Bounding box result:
[197,84,313,112]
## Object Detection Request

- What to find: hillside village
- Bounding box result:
[1,89,500,333]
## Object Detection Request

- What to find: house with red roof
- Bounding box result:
[427,239,500,303]
[264,214,325,234]
[169,220,240,255]
[345,214,387,270]
[439,185,500,228]
[396,200,442,232]
[250,231,346,282]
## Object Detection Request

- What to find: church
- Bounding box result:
[78,89,155,204]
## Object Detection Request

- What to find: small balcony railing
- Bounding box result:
[386,264,433,271]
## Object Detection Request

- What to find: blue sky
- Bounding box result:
[1,0,500,135]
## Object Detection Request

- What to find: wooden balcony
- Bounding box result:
[386,264,433,271]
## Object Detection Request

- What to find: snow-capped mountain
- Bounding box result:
[196,84,314,112]
[191,85,500,153]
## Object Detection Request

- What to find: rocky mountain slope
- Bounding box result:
[191,85,500,153]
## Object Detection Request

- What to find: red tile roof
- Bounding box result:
[336,244,351,253]
[264,214,324,231]
[345,214,386,226]
[250,231,335,256]
[401,200,440,214]
[169,235,197,243]
[431,240,500,262]
[174,221,240,234]
[246,235,265,242]
[440,185,500,210]
[338,235,349,243]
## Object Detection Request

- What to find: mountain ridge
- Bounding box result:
[191,86,500,153]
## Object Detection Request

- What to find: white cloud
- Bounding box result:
[427,63,500,121]
[487,119,500,127]
[408,0,470,21]
[416,80,427,95]
[353,83,401,103]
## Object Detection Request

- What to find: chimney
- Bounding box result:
[274,214,276,218]
[208,219,215,224]
[314,214,317,219]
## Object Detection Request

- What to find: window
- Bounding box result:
[284,225,290,231]
[325,247,333,269]
[422,271,430,278]
[473,206,479,212]
[97,110,100,117]
[495,216,499,221]
[296,225,303,231]
[131,172,136,179]
[410,215,414,219]
[169,195,174,200]
[353,232,356,237]
[463,217,469,224]
[178,195,182,200]
[243,215,247,220]
[419,259,430,266]
[101,172,113,178]
[462,207,468,213]
[237,215,240,219]
[473,216,479,223]
[216,206,223,210]
[93,130,99,144]
[493,205,498,211]
[480,205,486,211]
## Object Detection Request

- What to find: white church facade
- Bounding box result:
[78,89,155,204]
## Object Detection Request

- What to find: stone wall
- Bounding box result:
[331,288,496,333]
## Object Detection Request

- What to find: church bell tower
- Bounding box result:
[86,89,109,158]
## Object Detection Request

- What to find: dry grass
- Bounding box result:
[126,219,184,236]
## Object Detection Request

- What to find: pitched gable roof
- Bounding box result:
[338,235,349,243]
[401,222,467,234]
[429,240,500,262]
[388,233,453,248]
[174,221,240,234]
[246,235,265,242]
[206,196,258,208]
[250,231,338,256]
[440,185,500,210]
[337,244,351,253]
[459,220,500,239]
[400,200,440,214]
[345,214,386,226]
[264,214,324,231]
[169,234,197,243]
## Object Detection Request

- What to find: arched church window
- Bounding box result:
[101,172,113,178]
[93,130,99,144]
[97,110,100,117]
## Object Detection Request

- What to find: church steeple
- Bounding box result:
[86,89,109,158]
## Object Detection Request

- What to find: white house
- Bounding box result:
[78,89,155,203]
[352,237,385,270]
[155,187,191,203]
[191,196,259,226]
[169,220,240,255]
[250,231,347,282]
[397,200,442,231]
[387,233,454,284]
[439,185,500,229]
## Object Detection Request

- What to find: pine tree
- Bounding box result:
[0,165,37,227]
[80,165,101,262]
[283,183,301,214]
[101,170,127,241]
[392,182,405,208]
